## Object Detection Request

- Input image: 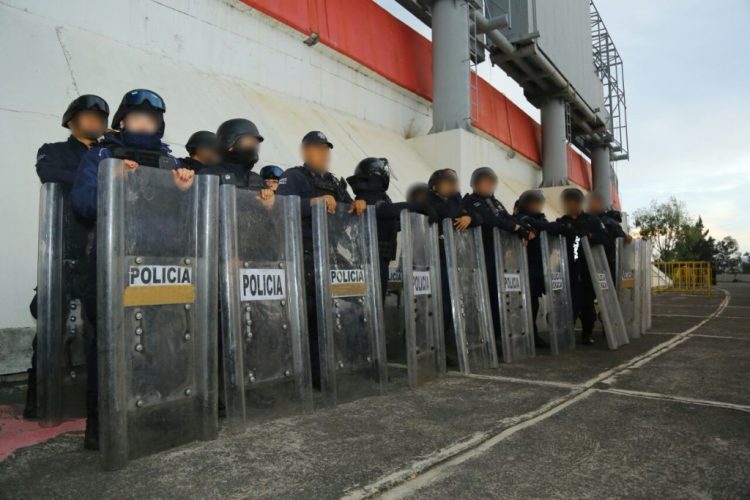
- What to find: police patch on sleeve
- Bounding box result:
[278,178,287,185]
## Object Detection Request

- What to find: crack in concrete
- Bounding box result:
[54,26,79,95]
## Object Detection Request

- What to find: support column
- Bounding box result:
[430,0,472,133]
[591,144,612,207]
[540,97,568,187]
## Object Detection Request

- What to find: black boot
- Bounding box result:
[23,369,38,419]
[579,332,595,345]
[534,334,549,349]
[83,392,99,451]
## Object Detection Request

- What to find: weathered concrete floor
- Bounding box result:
[1,285,748,499]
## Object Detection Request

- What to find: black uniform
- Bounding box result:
[425,191,482,365]
[516,211,564,336]
[276,164,353,385]
[200,161,265,189]
[556,212,610,340]
[36,135,91,186]
[180,156,207,173]
[596,211,628,279]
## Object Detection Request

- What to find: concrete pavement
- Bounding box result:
[1,284,748,499]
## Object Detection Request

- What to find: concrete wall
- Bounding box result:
[0,0,547,367]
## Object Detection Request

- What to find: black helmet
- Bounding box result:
[353,157,390,190]
[428,168,458,190]
[605,209,623,223]
[185,131,219,155]
[561,187,585,202]
[517,189,545,210]
[216,118,264,151]
[470,167,497,188]
[260,165,284,180]
[62,94,109,129]
[406,182,429,203]
[111,89,166,130]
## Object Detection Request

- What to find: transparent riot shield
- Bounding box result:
[442,222,497,373]
[581,237,629,349]
[98,159,219,470]
[616,238,641,340]
[219,186,312,431]
[313,204,387,406]
[401,212,446,387]
[540,232,575,355]
[36,184,92,425]
[493,228,535,362]
[384,232,406,366]
[639,240,652,332]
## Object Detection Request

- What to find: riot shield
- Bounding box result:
[639,240,652,332]
[219,185,312,431]
[97,159,219,470]
[384,232,406,366]
[401,212,446,387]
[442,222,497,373]
[313,204,387,406]
[493,228,535,362]
[540,232,576,355]
[616,238,641,340]
[580,237,629,349]
[36,183,92,425]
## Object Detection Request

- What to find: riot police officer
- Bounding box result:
[36,94,109,185]
[181,130,221,172]
[463,167,537,350]
[588,193,631,279]
[556,188,611,345]
[346,157,435,299]
[276,131,365,386]
[71,89,194,449]
[201,119,271,197]
[25,94,110,419]
[516,190,565,342]
[260,164,284,192]
[406,182,430,204]
[425,168,481,366]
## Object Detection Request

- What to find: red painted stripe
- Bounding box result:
[239,0,592,183]
[567,145,592,190]
[0,405,85,461]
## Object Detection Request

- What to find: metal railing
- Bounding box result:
[653,261,712,297]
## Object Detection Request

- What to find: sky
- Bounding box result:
[375,0,750,251]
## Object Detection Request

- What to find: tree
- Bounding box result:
[674,217,715,262]
[633,197,692,261]
[714,236,741,274]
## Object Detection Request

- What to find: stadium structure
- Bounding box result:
[0,0,627,368]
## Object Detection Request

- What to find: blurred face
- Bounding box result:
[410,190,428,204]
[193,146,221,166]
[69,110,107,141]
[527,199,544,215]
[121,111,159,135]
[302,144,331,173]
[265,178,279,191]
[435,178,458,198]
[474,177,496,197]
[231,135,260,152]
[587,195,605,215]
[563,197,582,216]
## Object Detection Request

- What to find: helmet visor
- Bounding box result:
[124,89,165,112]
